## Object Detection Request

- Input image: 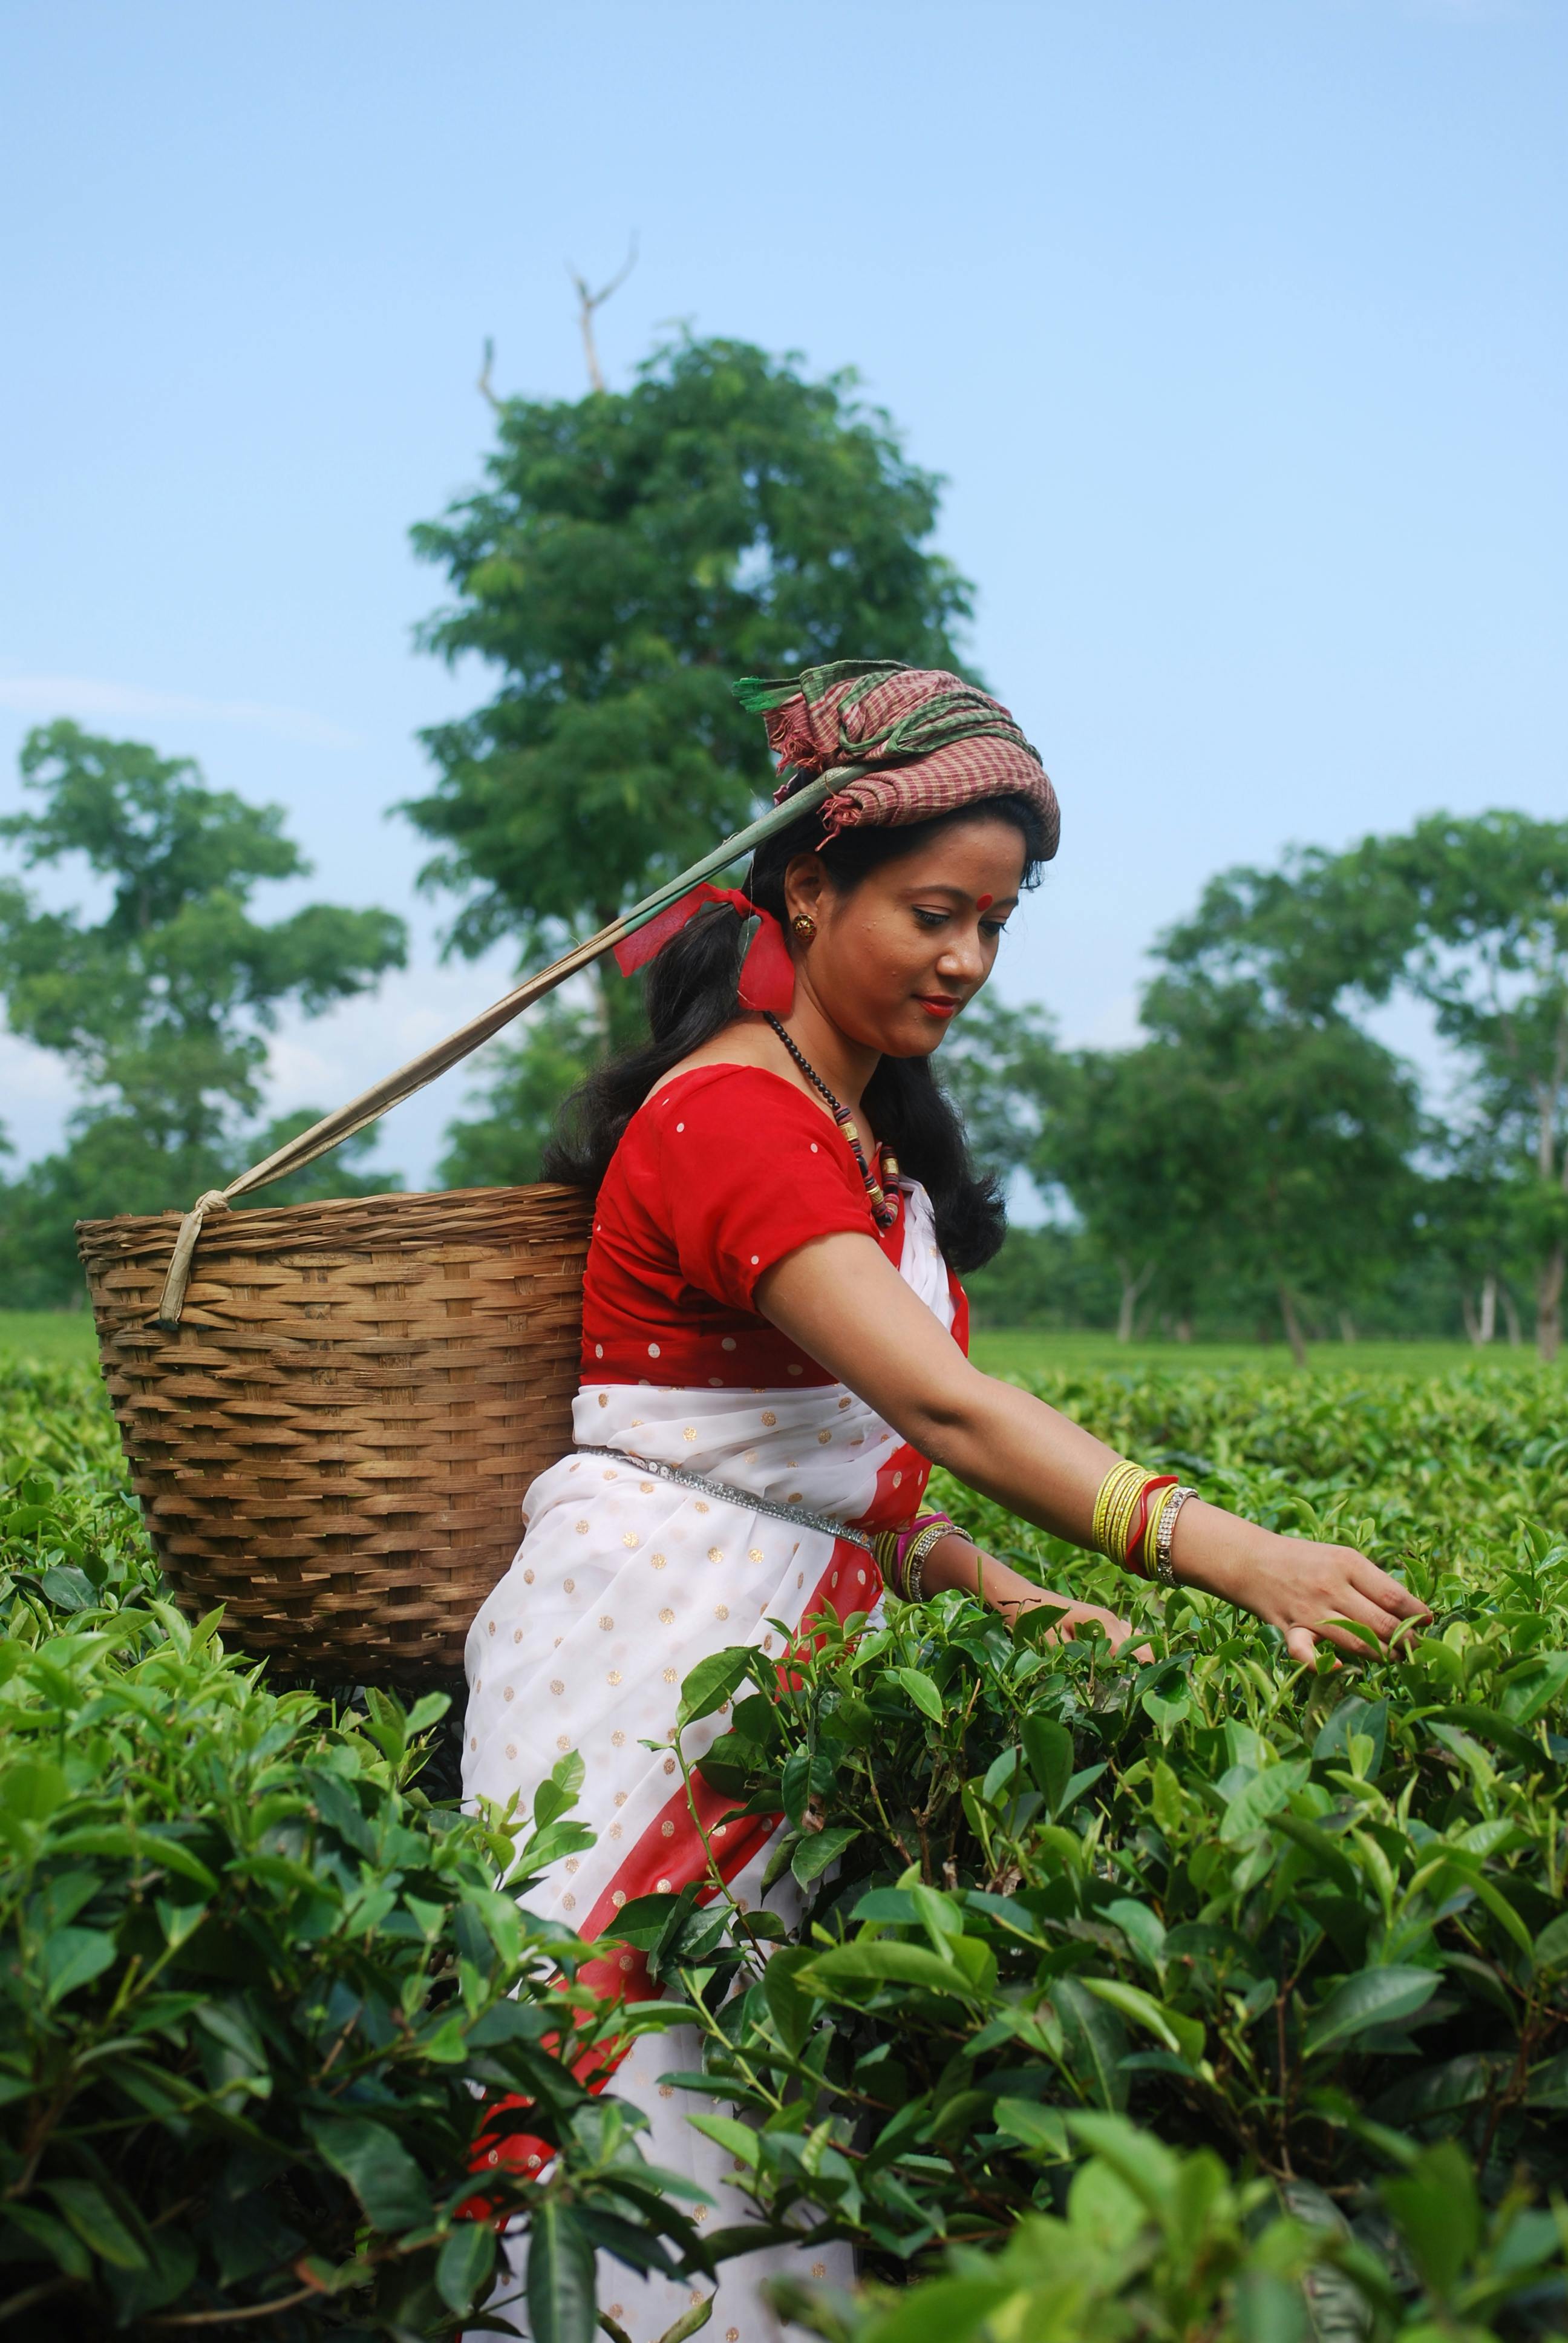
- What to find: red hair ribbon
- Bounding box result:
[613,883,795,1014]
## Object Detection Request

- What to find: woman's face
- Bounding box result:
[783,814,1028,1059]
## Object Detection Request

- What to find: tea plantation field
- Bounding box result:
[0,1312,97,1366]
[2,1339,1565,2338]
[0,1310,1538,1380]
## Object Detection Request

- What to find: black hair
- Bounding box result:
[541,795,1052,1273]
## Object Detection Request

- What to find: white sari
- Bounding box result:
[463,1179,956,2342]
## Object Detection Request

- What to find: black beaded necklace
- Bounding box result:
[764,1014,900,1230]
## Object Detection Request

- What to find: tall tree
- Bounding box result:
[1419,1158,1526,1348]
[944,1002,1220,1342]
[949,983,1420,1359]
[406,332,975,1162]
[0,722,407,1303]
[1031,1037,1225,1346]
[1135,974,1422,1363]
[1163,812,1568,1358]
[434,1004,601,1191]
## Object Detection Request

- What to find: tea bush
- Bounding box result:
[636,1364,1568,2338]
[0,1365,704,2339]
[5,1354,1567,2340]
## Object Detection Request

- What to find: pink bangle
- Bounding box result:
[873,1510,956,1601]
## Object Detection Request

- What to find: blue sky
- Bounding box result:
[2,0,1563,1187]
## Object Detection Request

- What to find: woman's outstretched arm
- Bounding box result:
[756,1230,1429,1663]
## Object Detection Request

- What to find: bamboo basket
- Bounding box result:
[77,1184,593,1679]
[71,767,850,1679]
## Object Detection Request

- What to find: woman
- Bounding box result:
[463,661,1428,2342]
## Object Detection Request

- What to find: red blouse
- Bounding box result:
[579,1064,967,1390]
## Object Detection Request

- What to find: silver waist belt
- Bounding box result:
[573,1444,875,1555]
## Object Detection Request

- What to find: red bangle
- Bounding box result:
[1122,1475,1178,1575]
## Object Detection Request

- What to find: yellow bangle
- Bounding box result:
[1105,1489,1134,1562]
[1092,1460,1150,1562]
[1091,1461,1137,1555]
[1107,1473,1143,1561]
[1143,1485,1175,1575]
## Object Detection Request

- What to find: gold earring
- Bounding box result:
[791,914,817,941]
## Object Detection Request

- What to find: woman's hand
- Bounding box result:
[757,1237,1431,1667]
[921,1535,1149,1659]
[1002,1585,1152,1660]
[1170,1505,1430,1663]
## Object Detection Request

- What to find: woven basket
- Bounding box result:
[77,1184,593,1680]
[70,769,855,1682]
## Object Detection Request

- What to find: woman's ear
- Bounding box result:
[782,851,829,927]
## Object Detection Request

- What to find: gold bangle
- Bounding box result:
[1093,1460,1184,1567]
[871,1527,902,1593]
[1090,1462,1123,1550]
[1091,1460,1142,1557]
[1108,1481,1143,1563]
[1141,1489,1167,1575]
[1106,1471,1146,1564]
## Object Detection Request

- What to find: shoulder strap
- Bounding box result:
[154,769,857,1325]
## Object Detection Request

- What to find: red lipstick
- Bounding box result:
[916,995,959,1019]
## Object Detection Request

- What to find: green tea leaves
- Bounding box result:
[307,2115,433,2233]
[1302,1967,1440,2059]
[526,2198,599,2343]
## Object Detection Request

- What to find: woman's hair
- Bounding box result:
[541,795,1052,1273]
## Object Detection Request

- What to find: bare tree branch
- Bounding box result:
[477,335,501,411]
[566,232,638,393]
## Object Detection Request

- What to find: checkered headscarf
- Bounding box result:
[733,660,1059,859]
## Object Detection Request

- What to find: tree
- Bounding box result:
[434,1003,600,1190]
[1418,1161,1526,1348]
[960,1225,1121,1332]
[945,1001,1222,1342]
[405,332,975,1167]
[0,1112,399,1312]
[1037,1032,1239,1345]
[948,983,1420,1360]
[0,721,407,1303]
[1163,812,1568,1358]
[1135,974,1423,1363]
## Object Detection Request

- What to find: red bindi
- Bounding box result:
[976,893,994,913]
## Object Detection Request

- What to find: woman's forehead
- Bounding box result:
[884,821,1027,890]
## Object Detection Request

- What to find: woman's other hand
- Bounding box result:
[1002,1584,1151,1660]
[1169,1507,1431,1663]
[758,1234,1431,1663]
[921,1535,1149,1659]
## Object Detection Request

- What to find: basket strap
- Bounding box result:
[153,767,859,1327]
